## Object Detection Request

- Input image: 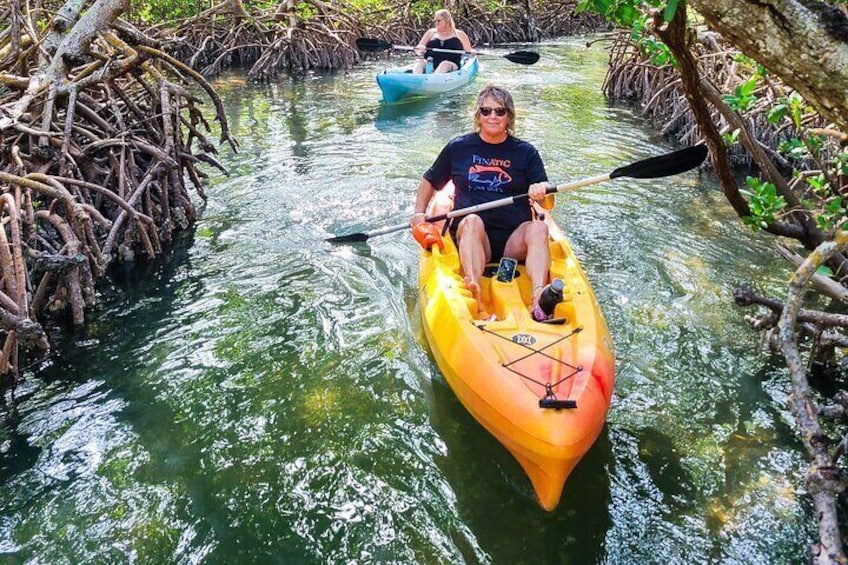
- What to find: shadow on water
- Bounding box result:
[629,427,697,506]
[427,376,612,563]
[14,232,249,558]
[103,232,197,296]
[22,228,200,403]
[375,96,446,123]
[374,94,472,132]
[0,231,221,560]
[0,403,41,483]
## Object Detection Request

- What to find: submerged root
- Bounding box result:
[0,0,236,378]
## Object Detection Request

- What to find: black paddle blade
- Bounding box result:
[611,144,708,179]
[327,232,369,244]
[356,37,392,52]
[503,51,540,65]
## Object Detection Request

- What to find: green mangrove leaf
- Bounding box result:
[767,104,788,124]
[664,0,679,22]
[817,265,835,278]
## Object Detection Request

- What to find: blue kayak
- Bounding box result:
[376,57,479,104]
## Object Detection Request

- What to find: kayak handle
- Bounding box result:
[539,398,577,410]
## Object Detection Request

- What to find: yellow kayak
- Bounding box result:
[418,196,615,511]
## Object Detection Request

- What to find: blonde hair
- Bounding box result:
[434,9,456,35]
[473,84,516,136]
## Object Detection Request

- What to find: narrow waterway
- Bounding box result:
[1,38,810,563]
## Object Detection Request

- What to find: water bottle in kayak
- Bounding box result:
[425,57,434,73]
[534,278,564,321]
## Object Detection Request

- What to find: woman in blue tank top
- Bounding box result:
[412,9,474,74]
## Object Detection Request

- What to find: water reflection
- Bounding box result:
[375,95,470,128]
[0,38,813,563]
[428,373,612,562]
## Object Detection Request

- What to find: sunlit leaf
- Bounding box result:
[664,0,679,22]
[767,104,788,124]
[816,265,835,278]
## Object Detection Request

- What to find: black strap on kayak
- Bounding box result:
[474,323,583,409]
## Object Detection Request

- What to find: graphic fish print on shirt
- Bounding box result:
[467,155,513,192]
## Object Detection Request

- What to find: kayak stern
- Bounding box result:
[418,211,615,511]
[377,57,479,104]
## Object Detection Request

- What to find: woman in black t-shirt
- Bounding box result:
[412,9,474,74]
[410,85,554,320]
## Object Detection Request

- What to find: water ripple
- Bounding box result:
[0,37,809,563]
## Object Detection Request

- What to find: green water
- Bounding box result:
[0,38,810,563]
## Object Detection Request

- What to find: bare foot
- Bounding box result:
[531,285,544,311]
[463,276,483,313]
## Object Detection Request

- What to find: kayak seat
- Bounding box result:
[487,277,526,322]
[551,298,574,325]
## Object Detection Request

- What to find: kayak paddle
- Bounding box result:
[327,144,708,244]
[355,37,540,66]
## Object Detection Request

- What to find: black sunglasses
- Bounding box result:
[478,106,508,117]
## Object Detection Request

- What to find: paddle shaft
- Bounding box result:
[326,145,707,243]
[355,38,537,64]
[425,174,610,221]
[392,45,475,57]
[327,174,610,242]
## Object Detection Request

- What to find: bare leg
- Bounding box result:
[455,215,491,313]
[524,223,551,310]
[428,188,454,232]
[434,61,459,74]
[412,58,426,74]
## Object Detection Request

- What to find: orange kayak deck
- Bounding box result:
[418,210,615,511]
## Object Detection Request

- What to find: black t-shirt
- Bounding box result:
[424,132,548,240]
